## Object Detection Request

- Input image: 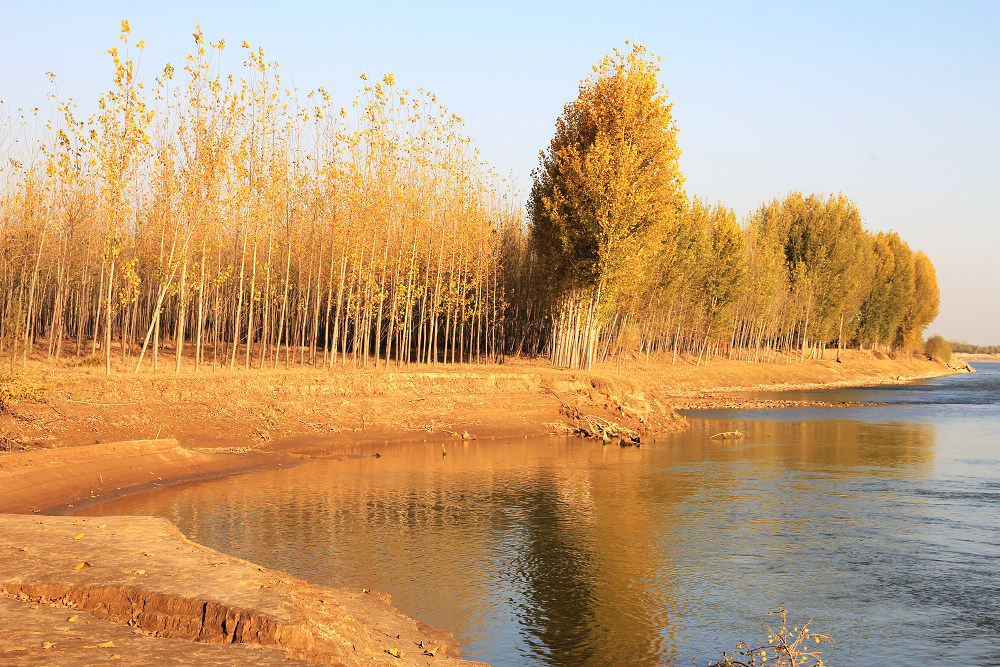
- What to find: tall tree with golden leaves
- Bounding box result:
[529,42,685,369]
[94,20,154,374]
[900,250,940,349]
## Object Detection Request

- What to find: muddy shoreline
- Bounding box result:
[0,354,962,665]
[2,355,963,514]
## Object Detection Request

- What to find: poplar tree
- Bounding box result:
[0,27,950,371]
[753,192,870,360]
[899,250,940,349]
[856,231,916,349]
[528,42,684,369]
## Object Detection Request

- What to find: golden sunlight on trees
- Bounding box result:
[528,45,940,370]
[0,24,517,374]
[0,32,943,373]
[751,193,872,362]
[529,42,684,369]
[901,251,940,350]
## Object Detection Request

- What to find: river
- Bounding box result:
[77,362,1000,666]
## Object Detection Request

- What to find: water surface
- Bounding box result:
[79,363,1000,666]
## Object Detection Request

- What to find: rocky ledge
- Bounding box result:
[0,514,484,666]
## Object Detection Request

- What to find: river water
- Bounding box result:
[77,363,1000,666]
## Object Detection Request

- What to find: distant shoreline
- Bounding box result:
[954,352,1000,362]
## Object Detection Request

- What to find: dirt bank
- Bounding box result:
[0,513,482,666]
[0,352,959,511]
[1,358,686,513]
[623,352,967,409]
[1,357,681,457]
[955,353,1000,363]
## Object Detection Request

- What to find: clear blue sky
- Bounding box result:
[2,1,997,344]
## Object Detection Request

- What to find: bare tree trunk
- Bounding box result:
[229,232,248,370]
[104,257,116,375]
[244,239,258,370]
[174,253,188,373]
[194,242,207,372]
[836,311,845,362]
[258,233,273,369]
[273,238,292,369]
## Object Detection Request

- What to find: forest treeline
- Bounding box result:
[949,342,1000,355]
[0,29,940,374]
[527,43,940,369]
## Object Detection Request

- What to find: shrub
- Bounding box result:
[0,375,48,412]
[924,335,952,364]
[711,608,833,667]
[67,354,105,368]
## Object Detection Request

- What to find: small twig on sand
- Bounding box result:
[541,386,574,410]
[45,401,66,417]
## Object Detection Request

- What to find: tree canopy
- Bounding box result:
[528,42,685,368]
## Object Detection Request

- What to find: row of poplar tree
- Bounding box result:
[0,29,938,373]
[527,43,939,369]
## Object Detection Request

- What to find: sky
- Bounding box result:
[2,0,997,344]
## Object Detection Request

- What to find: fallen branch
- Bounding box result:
[63,399,140,407]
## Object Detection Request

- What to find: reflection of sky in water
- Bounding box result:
[78,365,1000,667]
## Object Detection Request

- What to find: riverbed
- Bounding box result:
[78,363,1000,666]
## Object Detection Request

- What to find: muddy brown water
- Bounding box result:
[78,364,1000,666]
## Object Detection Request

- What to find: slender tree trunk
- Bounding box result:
[273,238,292,369]
[229,232,248,370]
[258,233,273,370]
[174,253,188,373]
[836,311,845,362]
[91,261,105,357]
[104,257,116,375]
[244,239,258,370]
[23,227,48,364]
[194,242,207,372]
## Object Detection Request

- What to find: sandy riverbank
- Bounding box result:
[0,352,964,513]
[1,356,691,514]
[0,351,962,664]
[1,351,965,514]
[955,352,1000,363]
[1,350,961,453]
[0,513,482,666]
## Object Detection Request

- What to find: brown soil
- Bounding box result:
[621,349,969,409]
[0,356,681,462]
[0,350,961,509]
[0,513,480,666]
[0,349,960,664]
